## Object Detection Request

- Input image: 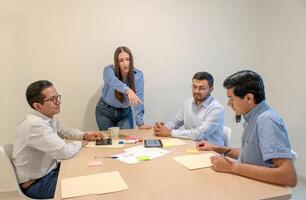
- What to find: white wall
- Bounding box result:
[0,0,33,191]
[0,0,305,191]
[258,0,306,180]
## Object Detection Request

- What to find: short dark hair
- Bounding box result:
[192,72,214,87]
[223,70,265,104]
[26,80,53,109]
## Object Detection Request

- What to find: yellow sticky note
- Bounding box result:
[186,149,199,154]
[137,156,151,161]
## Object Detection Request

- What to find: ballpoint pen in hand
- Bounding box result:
[221,149,231,157]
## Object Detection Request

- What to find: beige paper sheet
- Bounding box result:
[85,140,125,148]
[173,153,215,170]
[161,138,187,147]
[61,171,128,199]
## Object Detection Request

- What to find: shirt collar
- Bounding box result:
[32,109,53,122]
[243,100,269,122]
[193,95,213,108]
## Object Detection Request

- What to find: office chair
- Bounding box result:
[223,126,232,146]
[0,144,53,200]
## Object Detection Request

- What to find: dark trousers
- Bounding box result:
[21,166,59,199]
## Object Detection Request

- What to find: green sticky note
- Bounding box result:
[137,156,151,161]
[118,134,128,139]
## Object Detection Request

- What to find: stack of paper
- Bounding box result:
[173,153,215,170]
[61,171,128,198]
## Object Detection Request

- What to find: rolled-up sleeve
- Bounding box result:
[257,115,292,162]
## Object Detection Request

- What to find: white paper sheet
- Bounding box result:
[114,145,170,164]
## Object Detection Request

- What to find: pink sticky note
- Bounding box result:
[126,136,137,140]
[88,160,103,167]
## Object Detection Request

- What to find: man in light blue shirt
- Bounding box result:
[197,70,297,187]
[154,72,224,145]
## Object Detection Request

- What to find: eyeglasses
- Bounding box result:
[191,85,210,92]
[43,95,61,104]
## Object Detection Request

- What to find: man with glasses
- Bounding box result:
[153,72,224,145]
[13,80,104,199]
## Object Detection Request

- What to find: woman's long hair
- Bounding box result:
[114,46,136,102]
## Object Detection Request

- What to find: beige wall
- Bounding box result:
[1,0,305,191]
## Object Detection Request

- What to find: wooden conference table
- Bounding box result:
[54,129,291,200]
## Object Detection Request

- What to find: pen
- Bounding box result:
[95,156,118,159]
[221,149,231,157]
[125,139,138,144]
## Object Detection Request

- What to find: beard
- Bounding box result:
[193,95,203,102]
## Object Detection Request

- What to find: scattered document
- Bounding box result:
[173,153,215,170]
[85,140,125,148]
[61,171,128,198]
[114,152,139,164]
[161,138,187,147]
[124,145,170,159]
[114,145,170,164]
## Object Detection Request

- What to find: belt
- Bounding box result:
[20,179,36,189]
[101,99,129,110]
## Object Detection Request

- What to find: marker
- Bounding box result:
[125,139,138,144]
[104,156,118,159]
[95,156,118,159]
[221,149,231,157]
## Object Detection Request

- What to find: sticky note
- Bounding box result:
[118,134,128,139]
[137,156,151,161]
[186,149,199,154]
[88,160,103,167]
[126,136,137,140]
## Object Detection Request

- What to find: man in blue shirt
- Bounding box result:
[154,72,224,145]
[197,70,297,187]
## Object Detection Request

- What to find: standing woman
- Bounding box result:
[95,46,151,130]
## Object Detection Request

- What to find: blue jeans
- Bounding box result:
[21,165,59,199]
[95,98,133,130]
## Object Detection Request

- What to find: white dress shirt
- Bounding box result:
[13,110,84,183]
[166,96,224,145]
